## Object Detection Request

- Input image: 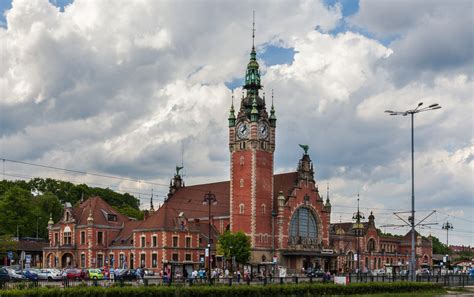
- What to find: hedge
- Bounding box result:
[0,282,444,297]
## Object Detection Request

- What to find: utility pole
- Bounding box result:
[442,221,454,250]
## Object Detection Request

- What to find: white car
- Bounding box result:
[3,267,25,281]
[33,269,63,281]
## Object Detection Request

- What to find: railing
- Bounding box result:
[0,274,472,290]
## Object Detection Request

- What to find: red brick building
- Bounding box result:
[43,32,432,275]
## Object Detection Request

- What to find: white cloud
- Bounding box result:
[0,0,472,244]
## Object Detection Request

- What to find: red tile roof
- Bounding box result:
[73,196,130,227]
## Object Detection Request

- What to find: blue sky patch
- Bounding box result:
[260,45,296,67]
[0,0,74,28]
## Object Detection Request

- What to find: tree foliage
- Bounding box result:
[431,235,450,255]
[217,231,251,266]
[0,178,143,238]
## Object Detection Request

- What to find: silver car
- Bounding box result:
[33,269,63,281]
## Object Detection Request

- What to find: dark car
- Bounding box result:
[115,269,137,281]
[22,270,39,281]
[306,268,325,278]
[0,268,11,282]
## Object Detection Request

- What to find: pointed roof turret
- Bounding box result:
[228,90,236,127]
[250,95,259,121]
[150,189,155,212]
[244,12,262,95]
[47,213,54,226]
[325,182,331,207]
[269,89,277,127]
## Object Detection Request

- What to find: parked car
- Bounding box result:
[115,269,137,281]
[306,268,325,278]
[34,269,62,281]
[0,267,11,282]
[143,269,155,276]
[64,268,86,280]
[3,267,25,281]
[22,270,39,281]
[400,270,409,277]
[88,269,104,280]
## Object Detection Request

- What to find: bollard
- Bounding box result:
[280,277,283,285]
[294,276,298,284]
[309,276,312,283]
[144,278,148,286]
[263,277,267,286]
[93,279,98,287]
[228,277,232,286]
[246,277,250,286]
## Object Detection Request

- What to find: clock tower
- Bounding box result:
[228,24,276,248]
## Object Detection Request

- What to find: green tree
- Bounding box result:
[217,231,251,269]
[0,234,17,260]
[431,236,450,254]
[32,192,63,239]
[116,205,144,220]
[0,186,36,237]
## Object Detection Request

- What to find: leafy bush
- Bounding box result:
[0,282,444,297]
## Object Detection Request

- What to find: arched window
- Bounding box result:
[239,204,245,214]
[289,207,318,245]
[261,204,266,214]
[347,251,354,270]
[240,179,244,188]
[367,238,376,252]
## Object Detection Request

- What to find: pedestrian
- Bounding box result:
[237,270,241,283]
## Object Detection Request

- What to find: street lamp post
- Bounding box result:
[203,191,217,284]
[385,102,441,281]
[352,194,365,281]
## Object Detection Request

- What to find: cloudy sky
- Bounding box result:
[0,0,472,245]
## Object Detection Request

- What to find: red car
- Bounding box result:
[64,268,86,280]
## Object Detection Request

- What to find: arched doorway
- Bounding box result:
[61,253,74,268]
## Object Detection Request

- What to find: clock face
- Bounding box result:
[237,123,249,139]
[258,122,269,139]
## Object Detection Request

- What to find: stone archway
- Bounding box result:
[61,253,74,268]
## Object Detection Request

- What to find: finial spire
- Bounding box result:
[150,189,155,212]
[326,182,330,201]
[252,10,255,49]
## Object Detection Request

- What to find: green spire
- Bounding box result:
[269,89,277,127]
[244,12,261,95]
[228,90,236,127]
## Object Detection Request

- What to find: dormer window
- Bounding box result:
[66,212,69,221]
[107,214,117,221]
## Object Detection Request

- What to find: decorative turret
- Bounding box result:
[150,190,155,212]
[297,144,315,182]
[269,90,277,127]
[47,213,54,228]
[368,211,375,226]
[228,91,236,127]
[87,208,94,225]
[243,13,261,96]
[168,166,185,198]
[277,191,285,209]
[324,183,332,211]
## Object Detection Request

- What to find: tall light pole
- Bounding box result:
[385,102,441,281]
[352,193,365,281]
[203,191,217,284]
